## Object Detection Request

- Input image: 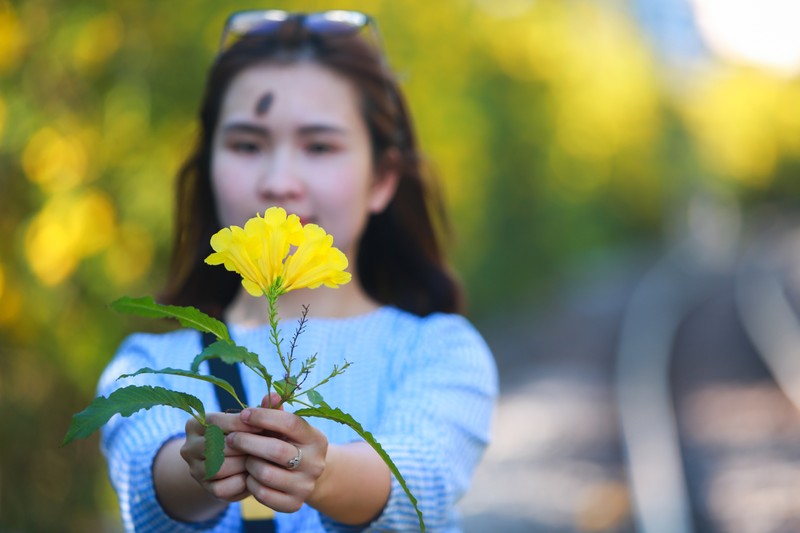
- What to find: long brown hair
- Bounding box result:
[160,20,462,317]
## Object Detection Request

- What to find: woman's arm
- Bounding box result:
[349,314,498,531]
[99,332,250,532]
[153,411,256,522]
[308,441,391,524]
[153,438,229,522]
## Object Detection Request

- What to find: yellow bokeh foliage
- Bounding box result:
[478,1,661,202]
[24,189,116,286]
[679,66,800,186]
[22,127,89,193]
[0,96,7,142]
[103,223,155,287]
[0,1,25,73]
[71,12,123,71]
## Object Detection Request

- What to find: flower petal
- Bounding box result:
[281,224,351,293]
[204,207,349,296]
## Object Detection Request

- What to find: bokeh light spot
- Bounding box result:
[72,12,123,71]
[24,189,117,286]
[103,223,154,286]
[22,127,88,193]
[0,1,25,73]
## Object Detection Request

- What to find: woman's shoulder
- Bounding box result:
[382,306,486,337]
[381,307,498,393]
[117,328,199,351]
[108,328,200,369]
[98,328,200,395]
[378,306,493,359]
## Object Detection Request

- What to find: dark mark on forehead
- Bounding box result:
[255,92,274,116]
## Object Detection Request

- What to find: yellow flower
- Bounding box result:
[205,207,350,296]
[282,224,352,292]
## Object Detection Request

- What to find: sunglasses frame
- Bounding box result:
[218,9,380,54]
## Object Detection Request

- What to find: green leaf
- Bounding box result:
[111,296,230,341]
[204,424,225,479]
[307,390,324,406]
[119,367,245,410]
[294,406,425,532]
[62,385,206,446]
[190,340,269,378]
[273,377,298,400]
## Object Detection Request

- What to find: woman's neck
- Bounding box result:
[224,281,380,328]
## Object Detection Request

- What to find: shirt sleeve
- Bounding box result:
[324,313,498,532]
[98,333,241,533]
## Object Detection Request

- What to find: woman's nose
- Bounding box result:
[256,150,303,198]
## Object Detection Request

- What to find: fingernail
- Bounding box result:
[240,408,251,422]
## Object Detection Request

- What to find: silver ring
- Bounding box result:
[287,445,302,470]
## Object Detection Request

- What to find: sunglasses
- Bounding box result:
[219,10,379,53]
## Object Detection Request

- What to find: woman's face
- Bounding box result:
[210,62,397,260]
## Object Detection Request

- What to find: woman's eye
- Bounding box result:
[229,140,260,154]
[306,142,336,154]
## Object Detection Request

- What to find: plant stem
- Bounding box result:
[267,285,290,376]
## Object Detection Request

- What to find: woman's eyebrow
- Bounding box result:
[222,122,269,137]
[297,124,347,136]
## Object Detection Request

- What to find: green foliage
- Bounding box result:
[272,377,297,400]
[191,339,268,380]
[111,296,230,341]
[307,389,324,407]
[204,425,225,479]
[120,367,246,410]
[62,385,206,445]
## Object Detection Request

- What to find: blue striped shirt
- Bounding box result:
[98,306,497,532]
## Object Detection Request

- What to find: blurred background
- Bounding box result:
[3,0,800,531]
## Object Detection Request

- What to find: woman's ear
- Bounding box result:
[368,148,401,214]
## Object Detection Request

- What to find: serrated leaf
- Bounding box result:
[204,424,225,479]
[111,296,230,341]
[273,378,297,400]
[306,390,324,406]
[294,406,425,532]
[190,340,268,380]
[62,385,205,446]
[119,367,245,410]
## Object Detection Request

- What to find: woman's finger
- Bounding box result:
[245,472,304,514]
[239,408,312,444]
[207,411,262,433]
[261,392,284,409]
[203,471,250,502]
[225,431,301,469]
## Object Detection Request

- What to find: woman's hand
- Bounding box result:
[224,393,329,513]
[182,411,261,502]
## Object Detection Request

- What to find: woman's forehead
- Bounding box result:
[221,63,361,121]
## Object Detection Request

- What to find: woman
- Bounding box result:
[98,10,497,532]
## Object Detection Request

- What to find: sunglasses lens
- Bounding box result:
[219,10,374,53]
[221,10,290,50]
[305,11,369,36]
